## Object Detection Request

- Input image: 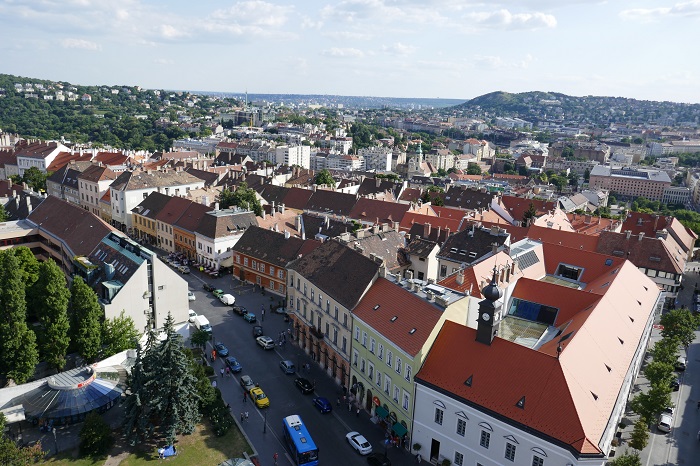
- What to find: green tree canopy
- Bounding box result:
[628,418,649,452]
[0,204,7,222]
[629,383,672,425]
[642,360,675,387]
[69,276,103,363]
[523,202,538,226]
[79,411,114,456]
[21,167,50,192]
[101,310,140,358]
[33,259,71,371]
[466,163,482,175]
[218,182,262,216]
[607,452,641,466]
[0,413,45,464]
[11,246,40,290]
[314,169,336,188]
[649,336,681,367]
[660,308,700,348]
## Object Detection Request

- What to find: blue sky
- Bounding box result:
[1,0,699,103]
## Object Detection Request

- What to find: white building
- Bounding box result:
[275,145,311,169]
[15,141,68,176]
[359,146,393,172]
[194,209,258,270]
[79,165,117,217]
[327,154,365,171]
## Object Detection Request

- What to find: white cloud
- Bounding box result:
[209,1,292,28]
[158,24,189,39]
[60,38,101,50]
[465,9,557,29]
[301,16,323,29]
[322,30,372,41]
[154,58,174,65]
[320,0,447,25]
[474,54,505,68]
[382,42,416,56]
[620,1,700,22]
[321,47,365,58]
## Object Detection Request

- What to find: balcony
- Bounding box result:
[308,325,325,340]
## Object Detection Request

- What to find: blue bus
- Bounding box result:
[282,415,319,466]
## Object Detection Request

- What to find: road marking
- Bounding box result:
[249,407,293,465]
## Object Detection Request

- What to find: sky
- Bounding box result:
[1,0,699,103]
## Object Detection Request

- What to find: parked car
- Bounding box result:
[346,431,372,455]
[232,305,248,316]
[312,396,332,414]
[188,310,197,323]
[178,265,190,274]
[675,356,687,371]
[188,291,196,302]
[367,453,392,466]
[212,289,224,298]
[219,293,236,306]
[250,387,270,408]
[256,336,275,350]
[214,342,229,357]
[224,356,242,373]
[252,325,264,338]
[294,377,314,394]
[657,413,672,433]
[203,283,215,292]
[670,377,680,391]
[663,405,675,416]
[239,375,255,392]
[243,312,257,323]
[279,360,296,374]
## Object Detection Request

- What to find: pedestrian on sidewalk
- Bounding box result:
[225,366,231,377]
[273,452,279,465]
[356,407,360,417]
[261,306,265,322]
[240,412,244,422]
[245,411,249,422]
[243,391,248,402]
[337,397,341,407]
[220,367,225,377]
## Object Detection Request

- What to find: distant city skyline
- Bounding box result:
[1,0,699,104]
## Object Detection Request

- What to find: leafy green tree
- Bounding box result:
[0,413,45,464]
[11,247,40,290]
[314,169,336,188]
[218,182,262,216]
[0,204,7,222]
[436,168,447,177]
[190,329,211,349]
[584,168,590,181]
[0,250,39,384]
[466,163,482,175]
[21,167,50,192]
[660,308,700,348]
[607,452,641,466]
[123,344,152,446]
[628,418,649,452]
[629,384,672,425]
[523,203,538,226]
[102,311,140,358]
[69,277,103,362]
[642,360,674,387]
[32,260,71,371]
[79,412,114,456]
[649,337,681,367]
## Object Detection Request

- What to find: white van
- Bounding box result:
[657,413,672,433]
[219,294,236,306]
[193,315,212,333]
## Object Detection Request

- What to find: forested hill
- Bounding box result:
[452,91,700,125]
[0,74,239,151]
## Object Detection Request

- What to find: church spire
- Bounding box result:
[476,266,502,346]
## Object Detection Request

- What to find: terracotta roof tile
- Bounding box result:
[348,198,410,225]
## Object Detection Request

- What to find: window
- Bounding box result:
[505,443,516,462]
[402,390,410,410]
[440,265,447,277]
[434,407,444,425]
[393,386,399,402]
[269,266,274,276]
[353,350,359,366]
[311,289,314,301]
[343,312,348,327]
[360,359,365,373]
[456,419,466,437]
[370,338,376,353]
[384,376,391,395]
[326,300,330,312]
[333,328,338,345]
[368,363,374,379]
[252,260,257,269]
[396,358,402,374]
[376,372,381,387]
[304,283,307,295]
[454,452,464,466]
[362,332,367,347]
[480,431,490,449]
[319,293,323,305]
[278,269,284,279]
[532,456,544,466]
[354,327,360,341]
[387,351,393,366]
[244,258,248,266]
[342,336,347,353]
[260,263,265,273]
[378,344,384,360]
[405,365,412,382]
[335,306,339,320]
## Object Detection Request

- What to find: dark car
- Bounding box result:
[203,283,215,292]
[312,396,332,414]
[233,305,248,316]
[243,312,256,323]
[670,377,680,391]
[252,325,264,338]
[367,453,392,466]
[294,377,314,394]
[240,375,255,392]
[224,356,242,373]
[214,342,229,358]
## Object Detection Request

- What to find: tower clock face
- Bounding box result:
[482,312,491,321]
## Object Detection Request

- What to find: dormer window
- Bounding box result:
[555,264,583,281]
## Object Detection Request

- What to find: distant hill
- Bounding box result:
[452,91,700,126]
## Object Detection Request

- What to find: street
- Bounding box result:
[183,269,415,466]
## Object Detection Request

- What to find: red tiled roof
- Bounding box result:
[501,196,556,223]
[94,151,129,166]
[526,225,599,252]
[282,187,314,211]
[540,242,625,282]
[399,212,464,235]
[46,152,92,172]
[173,201,212,233]
[354,278,444,357]
[348,198,410,225]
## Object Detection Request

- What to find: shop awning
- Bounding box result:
[392,422,408,437]
[375,405,389,419]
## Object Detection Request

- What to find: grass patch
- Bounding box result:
[45,423,252,466]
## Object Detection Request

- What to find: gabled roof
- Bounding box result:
[501,196,556,223]
[258,184,290,206]
[288,239,380,310]
[132,192,173,220]
[173,202,214,234]
[47,166,85,189]
[349,229,408,272]
[281,187,314,210]
[353,278,444,357]
[398,187,422,203]
[526,225,599,252]
[94,151,129,166]
[184,167,219,186]
[305,190,358,216]
[356,178,400,198]
[154,196,192,225]
[27,195,116,256]
[46,152,92,172]
[0,149,16,168]
[233,226,307,268]
[400,211,463,237]
[595,230,684,274]
[348,198,410,225]
[78,164,117,183]
[404,237,439,259]
[301,213,352,239]
[440,185,494,210]
[110,169,203,191]
[195,210,259,239]
[15,141,61,159]
[437,225,508,263]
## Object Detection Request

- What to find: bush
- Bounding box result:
[79,412,114,456]
[206,389,234,436]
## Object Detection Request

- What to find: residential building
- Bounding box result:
[287,240,381,386]
[194,208,258,270]
[15,141,68,175]
[359,146,393,172]
[275,145,311,169]
[589,166,671,201]
[403,237,440,281]
[661,186,691,205]
[326,154,365,171]
[437,225,510,278]
[155,196,192,253]
[46,164,89,205]
[79,164,117,217]
[131,192,173,246]
[172,201,213,261]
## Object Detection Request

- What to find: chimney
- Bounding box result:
[280,203,285,213]
[491,242,499,254]
[653,215,659,232]
[214,202,220,211]
[376,177,381,188]
[379,263,387,278]
[393,221,399,232]
[424,223,432,238]
[625,230,632,240]
[638,232,645,241]
[284,230,290,239]
[456,269,465,285]
[272,201,276,213]
[406,270,414,280]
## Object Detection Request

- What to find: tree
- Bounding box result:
[642,360,674,387]
[314,169,336,188]
[69,277,103,362]
[11,246,40,290]
[649,337,681,367]
[629,384,672,425]
[660,308,700,348]
[217,182,262,216]
[190,329,211,349]
[0,250,39,384]
[522,203,538,226]
[628,418,649,452]
[0,204,7,222]
[79,412,114,456]
[122,344,152,446]
[607,452,641,466]
[21,167,50,192]
[33,260,71,371]
[102,311,140,358]
[466,163,481,175]
[0,413,45,464]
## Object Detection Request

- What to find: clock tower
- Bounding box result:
[476,267,502,346]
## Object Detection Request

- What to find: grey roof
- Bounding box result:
[405,237,439,259]
[131,192,173,220]
[347,230,408,272]
[185,167,219,186]
[437,225,509,264]
[232,226,306,268]
[590,165,672,183]
[110,169,203,191]
[301,213,352,240]
[304,190,358,216]
[195,210,259,239]
[288,239,380,310]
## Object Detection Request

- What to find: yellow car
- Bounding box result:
[249,387,270,408]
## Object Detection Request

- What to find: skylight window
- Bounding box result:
[390,316,398,322]
[373,304,380,310]
[604,259,613,266]
[409,328,416,334]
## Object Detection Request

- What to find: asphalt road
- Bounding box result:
[182,269,416,466]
